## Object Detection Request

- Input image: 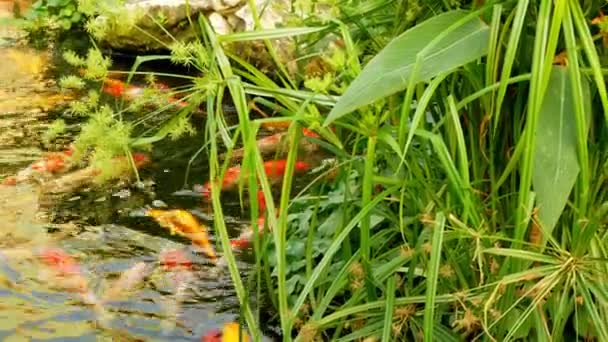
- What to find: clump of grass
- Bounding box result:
[41,0,608,340]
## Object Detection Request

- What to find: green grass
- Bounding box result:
[42,0,608,341]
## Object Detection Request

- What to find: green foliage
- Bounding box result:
[44,0,608,340]
[533,67,590,234]
[325,10,491,125]
[59,75,85,89]
[43,119,67,144]
[23,0,86,36]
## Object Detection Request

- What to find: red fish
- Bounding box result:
[202,330,222,342]
[200,160,311,199]
[36,152,150,194]
[1,176,17,186]
[257,190,266,214]
[24,146,73,174]
[302,128,319,138]
[227,128,323,161]
[230,215,274,250]
[131,152,150,168]
[31,153,69,173]
[102,78,188,108]
[159,248,193,271]
[201,322,250,342]
[37,247,89,295]
[38,247,81,275]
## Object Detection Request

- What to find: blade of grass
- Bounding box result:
[492,0,529,133]
[562,4,591,242]
[219,26,328,42]
[361,129,378,302]
[381,275,397,342]
[423,212,445,342]
[208,97,260,341]
[569,0,608,125]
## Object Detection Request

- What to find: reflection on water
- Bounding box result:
[0,12,261,341]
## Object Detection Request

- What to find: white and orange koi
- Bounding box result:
[35,247,100,305]
[102,261,150,302]
[158,248,196,333]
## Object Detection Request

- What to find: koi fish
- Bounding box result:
[201,322,250,342]
[38,152,149,195]
[225,128,321,161]
[257,190,266,214]
[146,210,217,263]
[36,247,95,300]
[259,120,323,137]
[159,248,195,293]
[102,78,188,109]
[30,148,74,174]
[159,248,193,272]
[200,160,311,199]
[260,120,291,130]
[221,322,251,342]
[158,248,196,334]
[36,247,108,322]
[230,212,279,250]
[202,330,222,342]
[102,262,150,302]
[1,147,74,186]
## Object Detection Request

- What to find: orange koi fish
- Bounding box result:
[200,160,311,199]
[146,209,217,263]
[258,118,330,138]
[222,323,251,342]
[260,120,291,130]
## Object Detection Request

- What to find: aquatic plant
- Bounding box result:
[22,0,86,38]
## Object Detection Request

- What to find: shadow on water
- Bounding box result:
[0,15,273,341]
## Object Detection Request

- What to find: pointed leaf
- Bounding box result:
[324,10,489,125]
[533,66,590,232]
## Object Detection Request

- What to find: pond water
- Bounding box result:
[0,8,266,341]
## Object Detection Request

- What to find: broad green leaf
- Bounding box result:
[533,66,590,233]
[324,10,489,125]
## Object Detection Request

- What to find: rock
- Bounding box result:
[92,0,296,67]
[92,0,246,51]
